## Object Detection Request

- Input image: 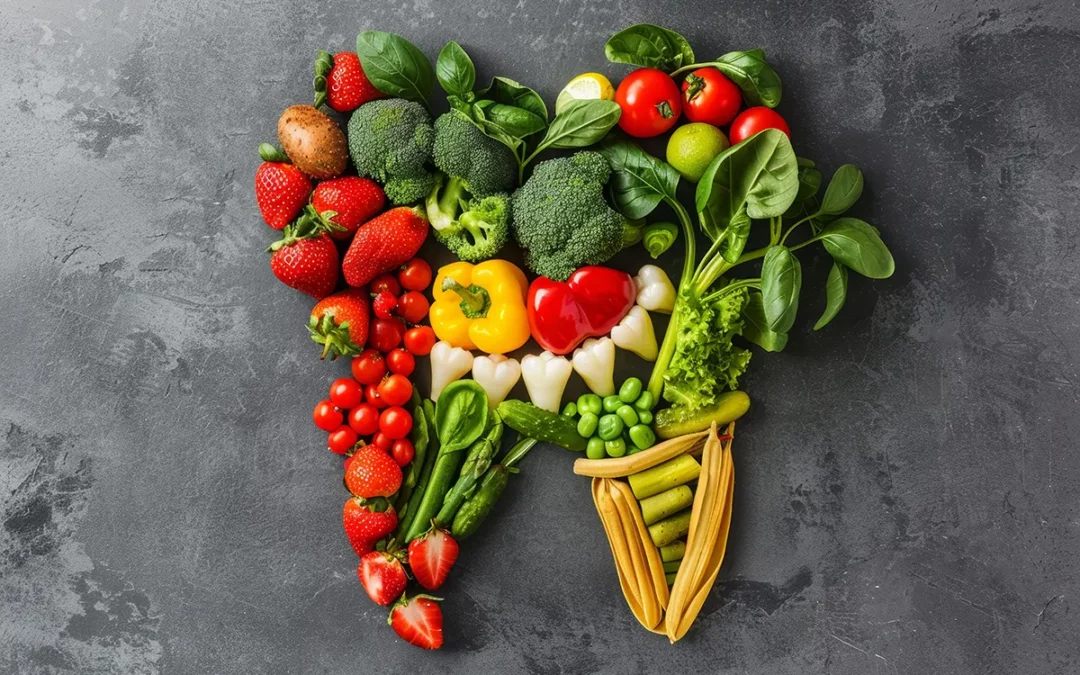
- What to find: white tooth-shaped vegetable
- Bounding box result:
[520,351,573,413]
[572,337,616,397]
[471,354,521,408]
[610,306,659,361]
[634,264,676,314]
[429,341,474,401]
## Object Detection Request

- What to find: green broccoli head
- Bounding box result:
[426,173,510,262]
[348,99,435,205]
[512,151,637,281]
[433,112,517,196]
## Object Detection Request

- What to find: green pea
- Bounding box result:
[577,394,602,416]
[628,445,642,455]
[629,424,656,450]
[634,391,655,412]
[586,436,607,459]
[576,412,599,438]
[561,401,578,418]
[605,438,627,457]
[616,405,639,427]
[603,395,622,413]
[619,377,643,403]
[638,409,654,425]
[597,414,625,441]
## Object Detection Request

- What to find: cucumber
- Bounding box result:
[496,400,587,452]
[451,465,510,540]
[653,390,750,440]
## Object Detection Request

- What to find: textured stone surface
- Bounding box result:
[1,1,1078,673]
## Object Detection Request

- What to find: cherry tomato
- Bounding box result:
[728,106,790,144]
[379,406,413,440]
[328,377,363,409]
[370,273,401,297]
[378,374,413,407]
[313,399,343,431]
[327,426,358,455]
[365,383,387,408]
[371,432,393,451]
[615,68,682,138]
[391,438,415,467]
[403,326,437,356]
[396,291,429,324]
[347,403,380,436]
[398,258,432,292]
[386,348,415,376]
[369,317,406,353]
[351,349,387,385]
[681,67,742,127]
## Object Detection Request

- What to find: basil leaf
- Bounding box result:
[818,217,895,279]
[720,204,751,264]
[537,99,621,152]
[740,292,788,352]
[696,128,799,239]
[605,24,695,72]
[356,31,434,107]
[478,76,548,124]
[760,245,801,333]
[795,162,822,202]
[820,164,864,215]
[473,100,546,139]
[714,49,782,108]
[434,380,489,455]
[814,263,849,330]
[436,41,476,97]
[470,104,523,152]
[598,140,680,219]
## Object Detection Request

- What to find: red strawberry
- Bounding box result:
[407,527,459,591]
[345,444,403,498]
[311,177,386,241]
[308,288,369,360]
[268,213,338,299]
[388,594,444,650]
[342,207,428,288]
[358,550,407,606]
[372,291,397,319]
[314,51,384,113]
[342,497,397,557]
[255,160,312,230]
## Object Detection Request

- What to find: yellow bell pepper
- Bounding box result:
[430,260,530,354]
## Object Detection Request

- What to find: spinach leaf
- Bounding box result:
[720,204,751,264]
[795,160,822,202]
[478,76,549,124]
[536,99,621,152]
[605,24,695,72]
[473,100,546,139]
[814,263,848,330]
[818,217,894,279]
[434,380,489,454]
[355,31,434,107]
[696,128,799,239]
[598,140,680,219]
[714,49,783,108]
[820,164,864,215]
[740,292,788,352]
[436,41,476,97]
[760,245,802,332]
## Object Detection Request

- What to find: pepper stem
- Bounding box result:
[441,277,491,319]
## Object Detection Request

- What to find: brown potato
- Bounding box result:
[277,105,347,179]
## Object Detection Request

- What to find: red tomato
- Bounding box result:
[347,403,380,435]
[615,68,682,138]
[312,399,343,431]
[328,377,363,409]
[369,317,405,353]
[370,273,401,297]
[398,259,432,292]
[371,432,393,451]
[379,406,413,440]
[365,383,387,409]
[386,348,415,376]
[391,438,415,466]
[378,374,413,407]
[351,349,387,385]
[396,291,429,324]
[403,326,436,356]
[327,426,358,455]
[728,106,790,144]
[681,67,742,127]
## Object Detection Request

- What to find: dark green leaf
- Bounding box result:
[818,217,895,279]
[760,245,801,332]
[436,41,476,97]
[720,204,751,263]
[473,100,546,138]
[598,139,680,219]
[814,263,849,330]
[434,380,489,454]
[604,24,695,72]
[478,76,548,124]
[714,49,782,108]
[355,31,434,106]
[538,99,621,152]
[741,292,788,352]
[470,104,523,152]
[795,163,822,202]
[819,164,863,215]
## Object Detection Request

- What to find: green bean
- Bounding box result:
[619,377,642,403]
[586,436,606,459]
[561,401,578,418]
[628,424,656,450]
[577,394,602,416]
[605,438,628,457]
[603,395,622,413]
[616,405,639,427]
[634,390,655,412]
[576,412,599,438]
[597,414,624,440]
[637,409,654,425]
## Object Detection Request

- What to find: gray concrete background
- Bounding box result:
[1,0,1078,673]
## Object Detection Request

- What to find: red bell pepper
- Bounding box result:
[527,266,636,355]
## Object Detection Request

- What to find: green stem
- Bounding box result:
[790,233,824,252]
[441,277,491,318]
[702,278,760,304]
[670,61,718,78]
[646,197,696,402]
[501,437,538,468]
[779,211,820,246]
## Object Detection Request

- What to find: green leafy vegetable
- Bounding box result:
[436,41,476,97]
[817,218,895,278]
[478,76,549,124]
[604,24,695,72]
[598,139,681,220]
[713,49,783,108]
[820,164,864,215]
[814,263,848,330]
[434,380,489,454]
[740,293,788,352]
[474,99,546,139]
[760,245,802,332]
[535,99,622,152]
[355,31,434,107]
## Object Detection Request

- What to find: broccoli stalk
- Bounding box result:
[426,173,510,262]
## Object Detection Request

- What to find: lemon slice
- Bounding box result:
[556,73,615,114]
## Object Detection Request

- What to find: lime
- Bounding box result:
[666,123,729,183]
[555,72,615,114]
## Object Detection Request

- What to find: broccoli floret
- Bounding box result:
[348,99,435,205]
[433,112,517,196]
[426,174,511,262]
[511,151,639,281]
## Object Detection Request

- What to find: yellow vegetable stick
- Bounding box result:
[610,481,661,629]
[573,430,708,478]
[593,478,644,619]
[612,479,670,612]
